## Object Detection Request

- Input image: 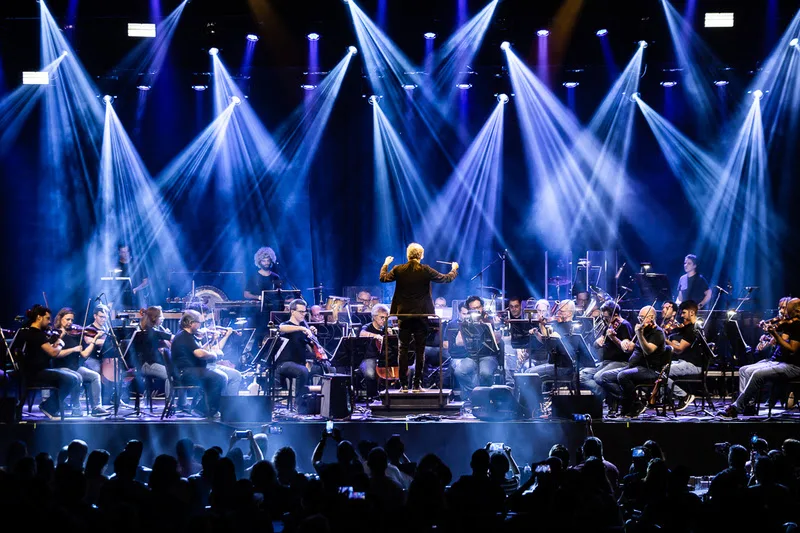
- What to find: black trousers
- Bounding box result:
[398,317,428,387]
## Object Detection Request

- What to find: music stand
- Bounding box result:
[331,337,372,405]
[635,273,672,304]
[100,276,132,310]
[508,318,532,350]
[261,289,301,314]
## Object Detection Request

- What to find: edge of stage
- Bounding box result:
[2,406,799,477]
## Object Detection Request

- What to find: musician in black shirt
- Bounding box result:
[115,244,149,309]
[675,254,711,309]
[720,298,800,418]
[133,306,174,400]
[359,304,391,398]
[13,305,81,419]
[278,299,322,397]
[666,300,703,411]
[580,302,633,402]
[244,247,283,306]
[599,306,666,417]
[452,296,500,408]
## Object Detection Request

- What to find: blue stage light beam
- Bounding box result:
[89,98,187,305]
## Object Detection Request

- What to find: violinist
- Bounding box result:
[133,306,173,399]
[579,302,633,407]
[755,297,791,357]
[719,298,800,418]
[278,299,324,399]
[598,306,666,417]
[194,310,243,398]
[452,296,501,410]
[666,300,702,411]
[52,308,108,417]
[358,304,391,399]
[660,301,678,334]
[82,304,118,406]
[12,305,81,420]
[526,300,577,375]
[171,310,228,419]
[524,299,552,370]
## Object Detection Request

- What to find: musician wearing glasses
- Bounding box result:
[359,304,391,399]
[579,301,633,404]
[278,299,322,397]
[452,296,501,409]
[526,300,578,380]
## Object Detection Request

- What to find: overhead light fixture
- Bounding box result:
[246,34,259,42]
[596,29,608,37]
[402,84,417,90]
[790,37,799,47]
[660,81,678,88]
[496,93,509,104]
[368,95,381,105]
[639,40,648,48]
[348,46,358,55]
[192,85,208,92]
[424,32,436,40]
[500,41,511,51]
[208,47,219,56]
[705,12,734,28]
[230,95,242,106]
[456,83,472,90]
[103,94,113,104]
[752,89,763,100]
[714,80,729,87]
[563,82,579,88]
[537,29,550,37]
[137,85,151,91]
[128,23,156,38]
[307,33,320,41]
[630,92,641,102]
[300,84,317,91]
[22,71,50,85]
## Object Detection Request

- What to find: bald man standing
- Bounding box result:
[599,306,667,417]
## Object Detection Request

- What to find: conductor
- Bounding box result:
[380,243,459,392]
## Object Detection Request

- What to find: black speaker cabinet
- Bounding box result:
[551,393,603,420]
[220,395,273,423]
[321,374,352,419]
[471,385,520,420]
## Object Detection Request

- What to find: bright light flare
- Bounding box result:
[596,29,608,37]
[348,46,358,55]
[103,94,113,104]
[752,89,763,100]
[424,32,436,40]
[714,80,729,86]
[209,47,219,56]
[22,71,50,85]
[563,82,579,88]
[128,23,156,38]
[790,38,799,47]
[300,84,317,91]
[537,29,550,37]
[638,40,648,48]
[456,83,472,90]
[307,33,320,41]
[704,12,734,28]
[500,41,511,51]
[246,34,259,42]
[660,81,678,87]
[496,93,509,104]
[368,94,381,105]
[230,95,242,105]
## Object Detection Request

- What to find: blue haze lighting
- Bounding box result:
[307,33,320,41]
[596,29,608,37]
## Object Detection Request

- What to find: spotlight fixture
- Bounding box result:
[790,37,799,47]
[208,47,219,56]
[638,40,648,48]
[300,84,317,91]
[246,34,259,42]
[348,46,358,55]
[128,23,156,38]
[368,95,381,105]
[22,71,50,85]
[752,89,763,100]
[424,32,436,40]
[500,41,511,51]
[402,84,417,90]
[630,92,641,102]
[562,82,579,88]
[660,81,677,88]
[496,93,509,104]
[307,33,320,41]
[704,12,734,28]
[714,80,729,87]
[596,29,608,37]
[230,95,242,106]
[61,51,69,57]
[137,85,151,91]
[192,85,208,92]
[727,310,737,318]
[103,94,113,104]
[537,29,550,37]
[456,83,472,90]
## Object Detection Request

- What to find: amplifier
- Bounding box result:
[321,374,352,419]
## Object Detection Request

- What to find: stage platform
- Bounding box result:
[2,398,799,478]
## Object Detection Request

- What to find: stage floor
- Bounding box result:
[3,397,799,478]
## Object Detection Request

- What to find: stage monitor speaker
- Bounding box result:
[220,395,272,423]
[321,374,352,419]
[471,385,521,421]
[551,393,602,420]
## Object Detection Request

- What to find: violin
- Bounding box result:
[81,325,106,339]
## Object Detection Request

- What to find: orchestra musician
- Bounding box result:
[522,299,552,370]
[243,246,282,303]
[675,254,711,309]
[452,296,501,410]
[660,301,678,332]
[133,306,174,400]
[114,243,150,310]
[308,305,326,324]
[434,297,448,309]
[357,291,377,312]
[278,299,325,398]
[379,243,458,392]
[526,299,577,380]
[579,301,634,410]
[719,298,800,418]
[755,297,791,357]
[12,305,82,420]
[359,304,391,399]
[502,297,526,386]
[598,306,667,417]
[82,304,123,406]
[52,308,108,417]
[665,300,703,411]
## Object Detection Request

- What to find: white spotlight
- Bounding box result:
[752,89,763,100]
[348,46,358,55]
[456,83,472,90]
[22,71,50,85]
[500,41,511,51]
[596,29,608,37]
[562,82,579,88]
[103,94,113,104]
[639,40,648,48]
[246,34,259,42]
[368,95,381,105]
[209,47,219,56]
[61,50,69,57]
[307,33,320,41]
[714,80,729,87]
[128,23,156,38]
[537,29,550,37]
[630,92,641,102]
[660,81,677,88]
[704,12,734,28]
[230,95,242,106]
[402,84,417,90]
[497,93,509,104]
[192,85,208,92]
[790,38,799,47]
[424,32,436,40]
[137,85,151,91]
[300,84,317,91]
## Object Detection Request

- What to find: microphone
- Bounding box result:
[436,261,454,265]
[715,285,730,295]
[745,286,759,291]
[615,263,626,279]
[619,285,632,292]
[94,292,105,302]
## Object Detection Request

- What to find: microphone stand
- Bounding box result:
[470,255,502,298]
[100,294,128,420]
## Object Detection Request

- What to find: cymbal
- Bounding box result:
[548,276,571,286]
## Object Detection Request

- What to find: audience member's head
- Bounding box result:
[66,439,89,471]
[56,446,69,466]
[176,438,194,464]
[489,452,510,479]
[113,450,138,481]
[34,452,55,482]
[201,447,221,475]
[754,456,776,486]
[642,440,665,461]
[149,454,180,492]
[226,448,246,480]
[249,460,278,491]
[549,444,570,468]
[470,449,490,476]
[367,447,389,476]
[273,447,297,475]
[336,440,358,466]
[728,445,749,470]
[124,439,144,464]
[582,437,604,461]
[782,439,800,462]
[253,434,268,459]
[357,440,379,461]
[5,441,27,470]
[85,449,111,478]
[385,434,405,463]
[581,457,612,494]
